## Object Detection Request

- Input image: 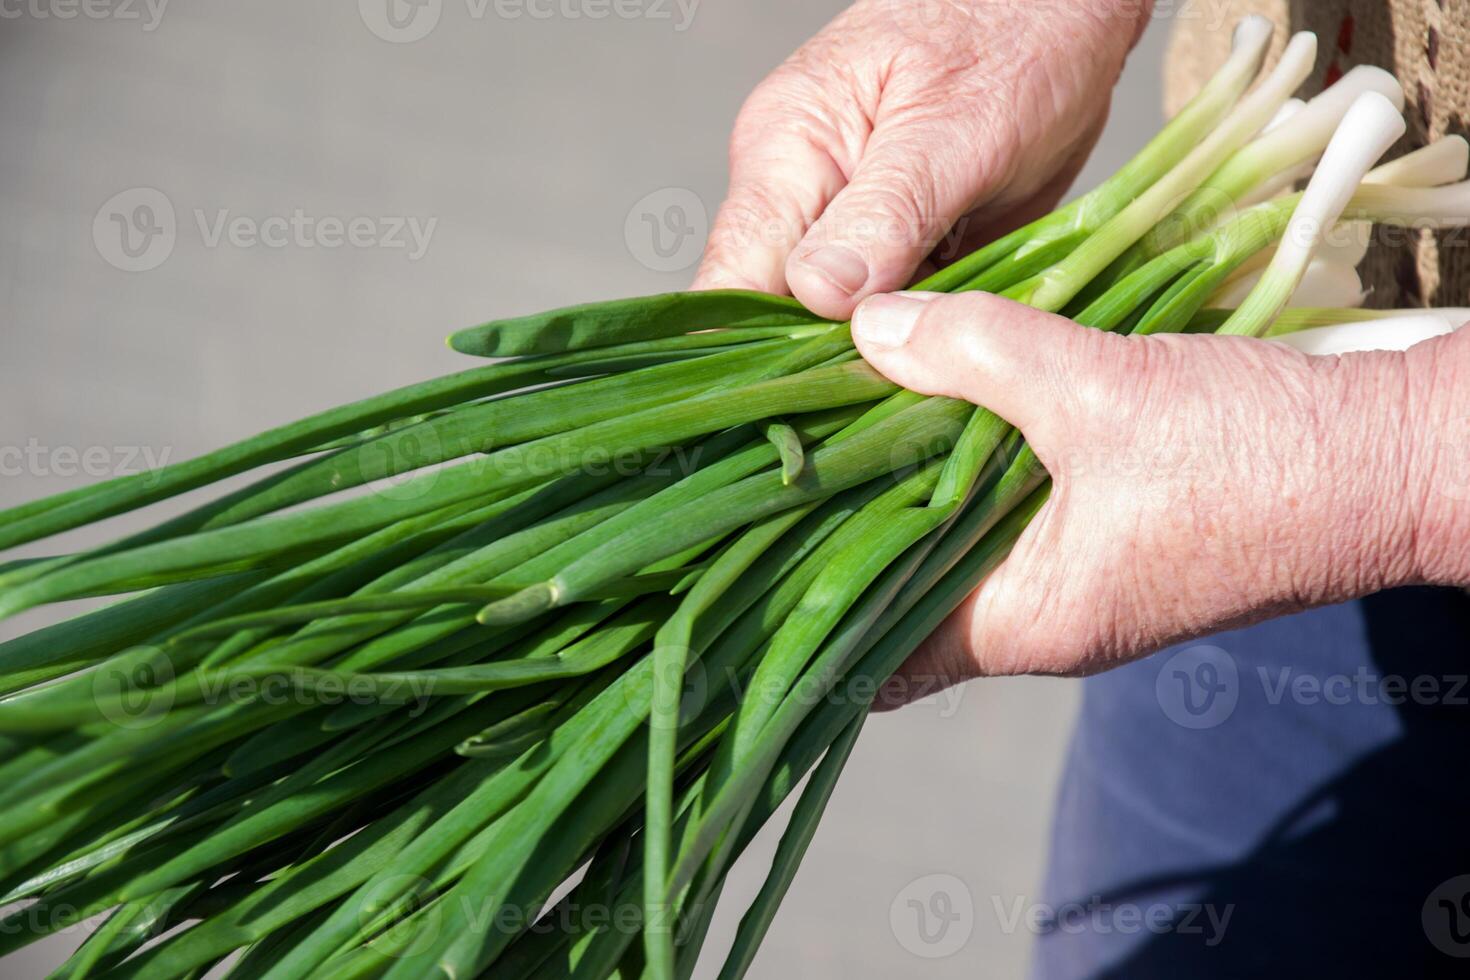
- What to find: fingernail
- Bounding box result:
[852,292,936,348]
[798,245,869,295]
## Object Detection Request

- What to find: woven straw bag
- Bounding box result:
[1164,0,1470,307]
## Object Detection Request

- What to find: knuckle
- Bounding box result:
[692,252,757,291]
[1067,331,1159,417]
[700,220,747,266]
[710,184,803,255]
[829,173,938,253]
[727,106,778,163]
[729,70,838,161]
[943,290,1013,322]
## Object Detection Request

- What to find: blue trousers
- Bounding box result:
[1032,587,1470,978]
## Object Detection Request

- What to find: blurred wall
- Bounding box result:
[0,3,1170,976]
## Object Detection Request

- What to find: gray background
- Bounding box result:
[0,3,1174,976]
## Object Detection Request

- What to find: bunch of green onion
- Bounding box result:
[2,17,1468,979]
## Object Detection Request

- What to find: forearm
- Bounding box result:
[1295,326,1470,604]
[1405,326,1470,586]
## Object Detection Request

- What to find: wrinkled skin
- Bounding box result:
[852,292,1470,703]
[702,0,1470,704]
[692,0,1146,318]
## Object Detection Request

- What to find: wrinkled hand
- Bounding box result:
[693,0,1148,319]
[851,291,1470,703]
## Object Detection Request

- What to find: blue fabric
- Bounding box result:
[1031,588,1470,979]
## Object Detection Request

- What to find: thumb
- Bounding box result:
[851,290,1127,457]
[785,122,1004,320]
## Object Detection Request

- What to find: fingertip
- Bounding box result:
[787,242,930,320]
[786,248,868,320]
[851,292,940,348]
[854,290,1093,433]
[850,291,953,396]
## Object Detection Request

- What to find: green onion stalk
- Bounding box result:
[1,18,1467,980]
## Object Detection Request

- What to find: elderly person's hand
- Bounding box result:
[852,291,1470,702]
[692,0,1150,319]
